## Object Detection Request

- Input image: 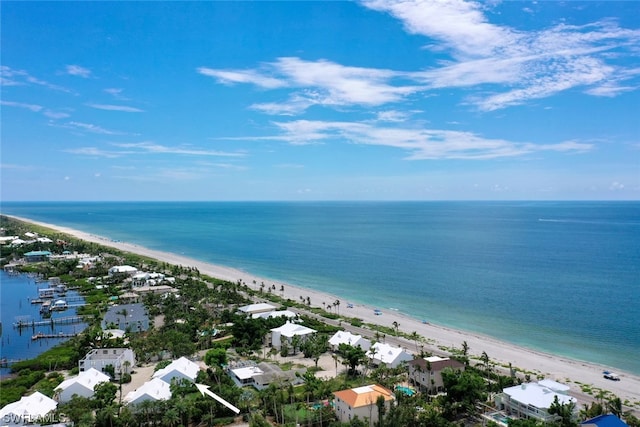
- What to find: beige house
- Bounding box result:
[333,384,394,425]
[407,355,465,393]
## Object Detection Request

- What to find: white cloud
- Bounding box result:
[610,181,625,191]
[88,104,145,113]
[268,119,592,160]
[55,121,123,135]
[44,110,71,119]
[1,66,72,92]
[197,67,286,89]
[113,142,245,157]
[66,65,91,78]
[1,100,43,112]
[360,0,640,110]
[201,57,423,115]
[104,88,129,100]
[65,147,124,158]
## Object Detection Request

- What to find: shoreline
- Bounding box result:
[5,214,640,407]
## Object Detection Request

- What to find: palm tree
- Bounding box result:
[334,299,340,315]
[392,321,399,336]
[409,331,421,352]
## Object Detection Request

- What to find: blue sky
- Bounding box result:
[1,1,639,201]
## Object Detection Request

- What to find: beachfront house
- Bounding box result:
[408,356,465,393]
[329,330,371,352]
[495,380,577,423]
[108,265,138,276]
[101,303,150,332]
[0,391,57,425]
[270,322,316,350]
[152,356,201,384]
[366,342,413,369]
[54,368,111,403]
[333,384,395,424]
[227,361,305,390]
[79,348,136,380]
[124,378,171,406]
[252,309,298,320]
[238,302,277,316]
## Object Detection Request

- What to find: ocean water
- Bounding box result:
[1,201,638,374]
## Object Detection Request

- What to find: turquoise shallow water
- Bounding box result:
[1,201,639,374]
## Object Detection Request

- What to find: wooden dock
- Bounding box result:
[31,332,79,340]
[13,315,92,329]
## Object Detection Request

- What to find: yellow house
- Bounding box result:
[333,384,394,425]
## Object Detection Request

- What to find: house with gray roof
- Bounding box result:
[101,303,149,332]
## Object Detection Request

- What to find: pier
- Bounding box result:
[13,315,92,329]
[31,332,79,340]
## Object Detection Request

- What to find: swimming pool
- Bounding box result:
[395,385,416,396]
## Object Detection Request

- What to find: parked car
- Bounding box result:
[603,371,620,381]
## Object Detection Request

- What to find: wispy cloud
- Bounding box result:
[55,121,124,135]
[199,2,639,114]
[88,103,145,113]
[361,0,640,111]
[267,119,593,160]
[104,88,129,100]
[1,66,73,93]
[112,142,246,157]
[65,147,124,158]
[66,64,91,78]
[43,110,71,119]
[200,57,423,115]
[1,100,43,112]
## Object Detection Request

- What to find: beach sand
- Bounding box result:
[7,215,640,409]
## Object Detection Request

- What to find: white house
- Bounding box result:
[124,377,172,406]
[495,380,577,423]
[367,342,413,368]
[238,303,277,316]
[333,384,394,424]
[0,391,57,425]
[252,309,298,320]
[55,368,111,403]
[108,265,138,276]
[328,331,371,352]
[79,348,136,379]
[270,322,316,350]
[153,356,201,384]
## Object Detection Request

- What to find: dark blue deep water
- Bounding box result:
[1,201,638,374]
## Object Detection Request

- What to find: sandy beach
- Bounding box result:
[7,215,640,409]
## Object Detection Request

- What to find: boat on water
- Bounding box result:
[51,300,68,311]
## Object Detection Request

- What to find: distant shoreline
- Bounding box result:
[4,213,640,408]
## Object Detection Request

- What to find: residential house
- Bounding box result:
[328,331,371,352]
[23,250,52,263]
[101,303,150,332]
[54,368,111,403]
[333,384,395,424]
[238,302,277,316]
[108,265,138,276]
[227,361,305,390]
[252,309,298,320]
[153,356,201,384]
[408,355,465,393]
[495,380,577,423]
[581,414,629,427]
[124,378,171,406]
[366,342,413,369]
[0,391,57,425]
[270,322,316,350]
[79,348,136,379]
